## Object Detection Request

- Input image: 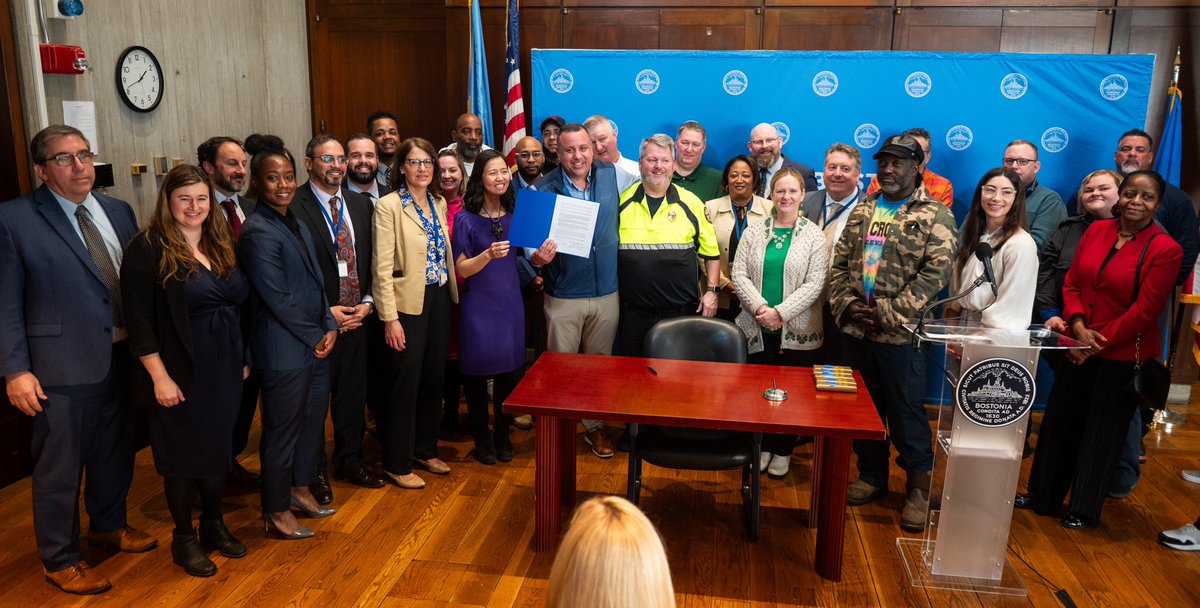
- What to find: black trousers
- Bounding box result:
[462,369,519,447]
[815,304,847,366]
[319,323,369,472]
[381,284,450,475]
[749,333,819,455]
[230,369,259,458]
[616,302,695,357]
[366,315,390,418]
[258,359,330,512]
[31,343,133,571]
[442,359,462,429]
[1028,356,1139,522]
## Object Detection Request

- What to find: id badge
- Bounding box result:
[338,261,349,278]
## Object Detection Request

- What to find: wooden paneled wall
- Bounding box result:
[308,0,1199,203]
[9,0,312,219]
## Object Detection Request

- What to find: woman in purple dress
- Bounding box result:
[453,149,524,464]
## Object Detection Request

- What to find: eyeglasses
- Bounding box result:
[981,185,1017,200]
[748,137,778,148]
[1002,158,1035,167]
[405,159,435,168]
[45,151,96,166]
[515,151,543,160]
[314,155,347,164]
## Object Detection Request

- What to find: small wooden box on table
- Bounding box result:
[505,352,884,581]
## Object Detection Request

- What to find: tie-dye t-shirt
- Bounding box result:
[862,196,908,306]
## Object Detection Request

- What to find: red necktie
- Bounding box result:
[220,199,241,240]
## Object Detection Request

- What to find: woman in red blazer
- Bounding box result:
[1020,170,1182,529]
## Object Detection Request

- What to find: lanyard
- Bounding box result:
[822,190,859,228]
[315,194,345,258]
[406,189,441,237]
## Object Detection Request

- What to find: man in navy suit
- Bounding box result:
[0,125,157,595]
[293,135,384,497]
[747,122,818,194]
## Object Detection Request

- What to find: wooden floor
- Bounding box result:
[1,395,1199,607]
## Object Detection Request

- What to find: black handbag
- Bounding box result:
[1126,232,1172,410]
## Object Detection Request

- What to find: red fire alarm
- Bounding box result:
[40,44,89,75]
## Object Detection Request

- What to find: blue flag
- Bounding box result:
[468,0,495,148]
[1155,86,1182,187]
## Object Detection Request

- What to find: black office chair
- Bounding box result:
[626,316,761,542]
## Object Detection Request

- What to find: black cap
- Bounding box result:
[539,116,565,132]
[872,134,925,164]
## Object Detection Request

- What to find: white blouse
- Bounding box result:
[953,229,1039,330]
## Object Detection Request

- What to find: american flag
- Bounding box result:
[501,0,527,167]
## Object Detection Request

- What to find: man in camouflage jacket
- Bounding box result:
[828,134,958,532]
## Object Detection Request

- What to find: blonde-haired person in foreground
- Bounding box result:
[547,496,675,608]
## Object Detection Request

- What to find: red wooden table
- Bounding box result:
[505,352,885,581]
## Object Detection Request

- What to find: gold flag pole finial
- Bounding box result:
[1172,46,1181,89]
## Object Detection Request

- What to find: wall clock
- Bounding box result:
[116,46,163,112]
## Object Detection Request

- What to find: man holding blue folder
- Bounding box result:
[531,123,638,458]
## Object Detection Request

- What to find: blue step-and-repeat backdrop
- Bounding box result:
[531,50,1157,407]
[531,50,1155,212]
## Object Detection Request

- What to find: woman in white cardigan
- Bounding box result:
[731,168,827,478]
[945,167,1038,330]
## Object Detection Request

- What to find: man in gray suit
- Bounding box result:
[801,142,865,366]
[1,125,157,595]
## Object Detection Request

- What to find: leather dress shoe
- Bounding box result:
[309,470,334,505]
[199,519,248,558]
[44,561,111,595]
[290,496,337,519]
[496,439,515,463]
[87,527,158,553]
[584,428,614,459]
[171,533,217,577]
[614,429,631,452]
[227,461,261,487]
[413,457,451,475]
[511,414,534,430]
[334,464,386,489]
[384,470,426,489]
[1013,493,1034,510]
[1060,514,1089,529]
[474,443,498,465]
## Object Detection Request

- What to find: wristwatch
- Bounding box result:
[708,286,721,294]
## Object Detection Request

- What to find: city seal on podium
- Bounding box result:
[956,358,1035,428]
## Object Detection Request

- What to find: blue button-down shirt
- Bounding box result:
[51,190,123,269]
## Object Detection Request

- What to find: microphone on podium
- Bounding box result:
[911,242,999,349]
[975,242,998,296]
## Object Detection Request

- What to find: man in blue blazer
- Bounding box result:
[531,123,638,459]
[0,125,156,595]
